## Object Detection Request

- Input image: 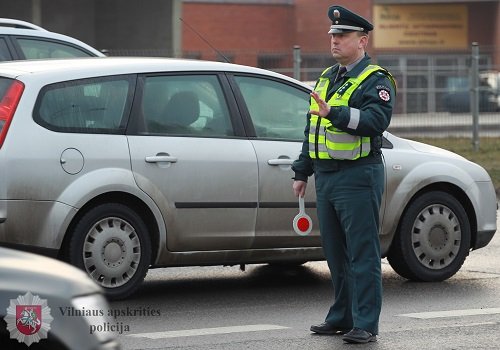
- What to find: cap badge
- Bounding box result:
[333,9,340,18]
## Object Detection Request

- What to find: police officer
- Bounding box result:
[292,5,396,344]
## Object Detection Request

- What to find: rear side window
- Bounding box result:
[34,75,135,133]
[16,38,96,59]
[136,74,234,137]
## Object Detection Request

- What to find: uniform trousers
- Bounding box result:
[314,162,384,335]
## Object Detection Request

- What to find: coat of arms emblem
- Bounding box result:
[4,291,53,346]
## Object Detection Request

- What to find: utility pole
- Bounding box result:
[293,46,301,81]
[32,0,42,26]
[471,42,480,152]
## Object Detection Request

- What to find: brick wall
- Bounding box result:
[182,2,295,66]
[295,0,373,52]
[183,0,374,66]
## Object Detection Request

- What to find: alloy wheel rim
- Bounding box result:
[82,217,141,288]
[411,204,461,270]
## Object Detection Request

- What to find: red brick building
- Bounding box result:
[182,0,500,67]
[182,0,500,114]
[3,0,499,114]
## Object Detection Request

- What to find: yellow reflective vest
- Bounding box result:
[309,64,394,160]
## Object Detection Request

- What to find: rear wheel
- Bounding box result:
[68,203,151,300]
[387,191,470,281]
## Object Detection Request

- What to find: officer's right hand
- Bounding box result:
[293,180,307,198]
[309,91,331,118]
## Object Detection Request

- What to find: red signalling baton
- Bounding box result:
[293,196,312,236]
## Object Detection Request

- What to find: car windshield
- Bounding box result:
[446,77,468,92]
[35,76,133,132]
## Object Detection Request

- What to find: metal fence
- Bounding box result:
[284,44,500,145]
[375,44,500,149]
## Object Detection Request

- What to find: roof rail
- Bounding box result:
[0,18,47,31]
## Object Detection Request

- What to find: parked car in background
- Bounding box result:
[0,18,104,61]
[0,247,120,349]
[442,72,500,113]
[0,57,496,299]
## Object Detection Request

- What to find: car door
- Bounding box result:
[127,73,258,252]
[230,74,321,249]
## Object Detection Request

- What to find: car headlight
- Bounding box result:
[72,294,117,343]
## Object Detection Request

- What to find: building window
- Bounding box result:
[301,54,333,81]
[258,54,286,70]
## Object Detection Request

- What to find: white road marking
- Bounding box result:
[385,321,497,333]
[398,307,500,319]
[127,324,289,339]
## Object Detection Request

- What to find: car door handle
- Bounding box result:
[145,155,178,163]
[268,158,293,166]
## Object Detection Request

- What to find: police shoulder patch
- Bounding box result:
[378,89,390,102]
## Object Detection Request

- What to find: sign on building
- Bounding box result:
[373,4,468,50]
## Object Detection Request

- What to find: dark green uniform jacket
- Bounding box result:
[292,54,396,181]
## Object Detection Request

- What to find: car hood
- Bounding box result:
[0,247,100,298]
[386,132,493,182]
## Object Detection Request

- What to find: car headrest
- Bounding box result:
[164,91,200,126]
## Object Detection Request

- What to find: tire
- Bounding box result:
[68,203,151,300]
[387,191,470,282]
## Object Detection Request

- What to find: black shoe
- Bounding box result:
[342,328,377,343]
[310,322,350,335]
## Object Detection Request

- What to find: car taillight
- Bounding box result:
[0,80,24,149]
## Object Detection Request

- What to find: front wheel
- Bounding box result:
[68,203,151,300]
[387,191,471,282]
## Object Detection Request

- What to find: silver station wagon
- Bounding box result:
[0,18,104,61]
[0,57,496,299]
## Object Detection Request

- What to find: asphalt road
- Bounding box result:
[111,213,500,350]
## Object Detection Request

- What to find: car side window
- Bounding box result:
[35,76,133,133]
[0,38,12,61]
[16,38,95,59]
[138,74,233,137]
[234,75,309,141]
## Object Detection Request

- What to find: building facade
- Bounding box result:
[182,0,500,114]
[2,0,499,114]
[1,0,182,57]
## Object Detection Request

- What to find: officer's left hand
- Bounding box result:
[309,91,331,118]
[292,180,307,198]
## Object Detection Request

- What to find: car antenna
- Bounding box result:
[179,17,230,63]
